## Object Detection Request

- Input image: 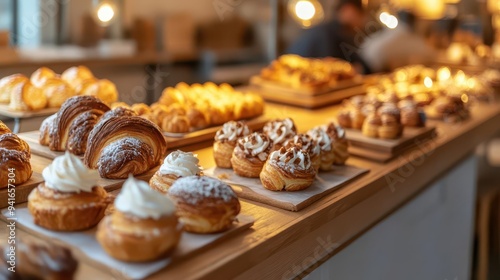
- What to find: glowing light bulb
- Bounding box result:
[295,1,316,21]
[386,15,398,29]
[424,77,433,88]
[97,3,115,23]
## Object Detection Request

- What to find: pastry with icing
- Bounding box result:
[262,118,297,151]
[213,121,251,169]
[230,132,272,178]
[324,122,350,165]
[283,133,321,171]
[307,127,336,171]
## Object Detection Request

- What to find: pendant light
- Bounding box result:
[93,0,118,26]
[288,0,324,28]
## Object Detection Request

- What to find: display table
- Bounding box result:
[1,101,499,279]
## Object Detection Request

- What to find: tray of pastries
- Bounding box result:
[249,55,365,109]
[111,82,268,149]
[337,95,437,162]
[0,66,118,118]
[203,119,369,211]
[1,152,253,279]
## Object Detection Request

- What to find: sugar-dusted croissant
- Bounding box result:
[84,107,167,179]
[42,96,110,155]
[0,132,33,188]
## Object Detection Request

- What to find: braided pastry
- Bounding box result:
[0,127,33,188]
[42,96,110,155]
[83,108,167,179]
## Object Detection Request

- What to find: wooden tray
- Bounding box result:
[1,206,254,280]
[0,104,58,118]
[248,82,366,109]
[204,165,369,212]
[249,76,363,96]
[345,126,437,162]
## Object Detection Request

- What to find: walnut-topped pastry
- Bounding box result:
[231,132,272,178]
[260,146,316,191]
[263,118,297,151]
[284,133,321,171]
[213,121,251,168]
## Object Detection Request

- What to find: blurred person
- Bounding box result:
[360,11,436,72]
[287,0,373,74]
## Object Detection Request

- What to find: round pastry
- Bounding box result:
[131,103,151,116]
[97,175,181,262]
[337,108,352,128]
[0,133,33,188]
[0,239,78,280]
[231,132,272,178]
[168,176,240,233]
[79,79,119,105]
[398,100,424,127]
[61,65,94,90]
[149,150,203,193]
[260,146,316,191]
[262,118,297,151]
[307,127,335,171]
[213,121,251,169]
[28,152,111,231]
[186,107,208,130]
[361,113,381,138]
[30,67,57,88]
[377,103,401,122]
[41,78,76,108]
[9,81,47,111]
[324,122,349,165]
[0,74,29,104]
[161,113,190,133]
[283,133,321,171]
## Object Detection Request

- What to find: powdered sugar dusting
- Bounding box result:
[169,176,237,205]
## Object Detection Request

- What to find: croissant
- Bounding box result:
[84,108,167,179]
[41,78,76,108]
[79,78,118,105]
[0,121,10,134]
[61,65,94,89]
[9,80,47,111]
[0,132,33,188]
[0,74,29,104]
[30,67,57,87]
[43,96,110,155]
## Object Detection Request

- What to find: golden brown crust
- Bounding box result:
[260,160,315,191]
[61,65,94,90]
[161,114,190,133]
[131,103,151,115]
[148,171,178,193]
[27,183,111,231]
[83,109,167,179]
[0,74,29,104]
[41,78,76,108]
[230,153,265,178]
[213,141,235,169]
[96,211,181,262]
[9,81,47,111]
[0,121,11,135]
[39,114,56,146]
[0,133,32,188]
[30,67,56,87]
[79,79,118,105]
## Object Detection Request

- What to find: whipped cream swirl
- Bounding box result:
[215,121,250,143]
[237,132,271,161]
[307,127,332,151]
[159,150,202,177]
[263,118,297,144]
[115,175,175,219]
[284,134,320,157]
[42,152,100,193]
[269,146,311,170]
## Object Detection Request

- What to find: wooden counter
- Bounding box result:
[2,101,500,279]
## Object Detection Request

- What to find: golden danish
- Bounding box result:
[0,74,29,104]
[213,121,251,169]
[30,67,57,87]
[168,176,240,233]
[9,81,47,111]
[231,132,272,178]
[97,175,181,262]
[41,77,76,108]
[260,146,316,191]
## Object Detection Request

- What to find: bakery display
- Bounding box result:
[231,132,272,178]
[213,121,251,168]
[149,150,203,193]
[258,54,357,89]
[0,239,78,280]
[0,121,33,188]
[168,176,240,233]
[260,146,316,191]
[39,95,110,154]
[41,77,76,108]
[284,133,321,171]
[263,118,298,151]
[83,107,167,179]
[28,152,111,231]
[97,175,182,262]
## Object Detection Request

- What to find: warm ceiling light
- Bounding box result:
[288,0,324,28]
[424,76,433,88]
[93,0,118,26]
[295,1,316,21]
[488,0,500,14]
[414,0,445,20]
[379,11,398,29]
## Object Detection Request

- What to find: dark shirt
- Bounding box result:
[287,20,371,74]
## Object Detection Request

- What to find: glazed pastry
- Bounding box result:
[263,118,297,151]
[0,74,29,103]
[231,132,272,178]
[0,132,32,188]
[324,122,349,165]
[162,113,190,133]
[260,146,316,191]
[131,103,151,115]
[168,176,240,233]
[79,79,119,105]
[9,81,47,111]
[213,121,251,169]
[398,100,425,127]
[149,150,203,193]
[28,152,111,231]
[30,66,57,87]
[0,239,78,280]
[61,65,94,89]
[283,133,321,171]
[361,113,381,138]
[43,96,110,154]
[307,127,335,171]
[97,175,181,262]
[84,108,167,179]
[41,78,76,108]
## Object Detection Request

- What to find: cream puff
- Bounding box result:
[97,175,182,262]
[262,118,297,151]
[213,121,251,169]
[307,127,335,171]
[168,176,240,233]
[324,122,349,165]
[231,132,272,178]
[284,133,321,171]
